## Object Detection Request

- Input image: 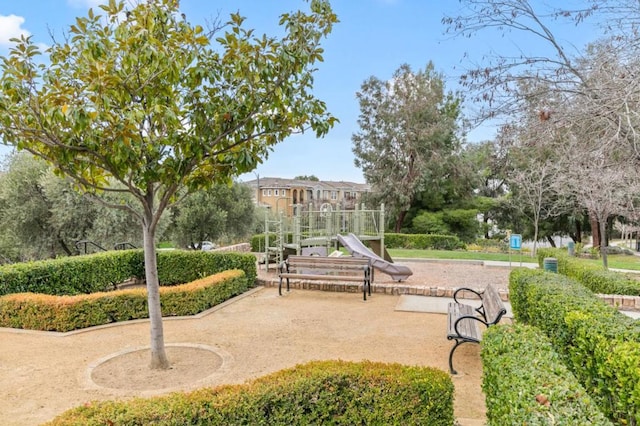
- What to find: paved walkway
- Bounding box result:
[0,286,488,426]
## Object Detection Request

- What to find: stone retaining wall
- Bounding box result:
[257,278,640,312]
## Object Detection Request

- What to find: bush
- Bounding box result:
[384,233,465,250]
[482,324,611,425]
[536,248,640,296]
[0,250,257,296]
[509,268,640,423]
[45,360,454,426]
[0,270,247,332]
[0,250,142,296]
[250,233,294,252]
[470,238,508,253]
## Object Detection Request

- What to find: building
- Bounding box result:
[244,177,370,215]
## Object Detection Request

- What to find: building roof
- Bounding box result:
[244,177,370,192]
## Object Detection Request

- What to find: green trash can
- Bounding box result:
[543,257,558,273]
[567,241,575,256]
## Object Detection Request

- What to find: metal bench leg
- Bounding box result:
[363,278,367,301]
[448,339,467,375]
[279,276,283,296]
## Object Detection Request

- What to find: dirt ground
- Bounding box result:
[0,261,512,426]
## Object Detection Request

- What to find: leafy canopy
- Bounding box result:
[0,0,338,208]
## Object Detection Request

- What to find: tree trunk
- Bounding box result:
[532,220,539,257]
[394,210,407,233]
[546,235,556,247]
[142,214,170,370]
[600,219,608,270]
[484,215,490,239]
[590,215,600,248]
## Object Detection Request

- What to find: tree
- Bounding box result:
[0,0,337,369]
[352,62,461,232]
[0,153,60,260]
[443,0,640,159]
[170,182,255,248]
[0,152,146,260]
[294,175,319,181]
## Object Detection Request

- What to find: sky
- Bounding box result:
[0,0,599,183]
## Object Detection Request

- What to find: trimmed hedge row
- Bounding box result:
[46,360,454,425]
[537,248,640,296]
[384,233,464,250]
[250,232,464,252]
[0,250,257,297]
[0,270,247,332]
[482,324,611,425]
[509,268,640,424]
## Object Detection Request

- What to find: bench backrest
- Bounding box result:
[285,255,370,273]
[483,284,507,325]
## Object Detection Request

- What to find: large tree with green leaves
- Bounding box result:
[0,0,337,369]
[169,182,255,249]
[352,62,461,232]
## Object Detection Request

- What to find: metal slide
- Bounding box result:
[337,233,413,282]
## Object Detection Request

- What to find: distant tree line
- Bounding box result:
[0,152,256,263]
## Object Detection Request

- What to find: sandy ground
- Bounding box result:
[0,261,512,426]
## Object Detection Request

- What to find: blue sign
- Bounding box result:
[510,234,522,250]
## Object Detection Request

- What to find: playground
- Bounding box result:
[262,204,412,281]
[0,261,512,426]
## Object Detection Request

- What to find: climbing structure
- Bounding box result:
[263,204,385,270]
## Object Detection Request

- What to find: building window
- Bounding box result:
[262,189,267,196]
[275,189,279,196]
[267,189,272,196]
[282,189,286,196]
[331,191,337,200]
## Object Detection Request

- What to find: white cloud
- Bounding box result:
[0,15,30,47]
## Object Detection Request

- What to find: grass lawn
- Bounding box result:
[387,248,640,271]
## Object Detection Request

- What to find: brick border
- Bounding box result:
[257,278,640,312]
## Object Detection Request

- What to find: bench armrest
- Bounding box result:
[454,314,489,336]
[453,287,483,304]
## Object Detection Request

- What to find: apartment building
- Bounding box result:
[244,177,370,215]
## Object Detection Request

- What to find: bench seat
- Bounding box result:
[446,283,506,374]
[279,255,372,300]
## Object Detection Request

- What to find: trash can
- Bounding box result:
[636,241,640,252]
[567,241,575,256]
[543,257,558,273]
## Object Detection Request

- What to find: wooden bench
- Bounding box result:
[446,283,507,374]
[278,255,372,300]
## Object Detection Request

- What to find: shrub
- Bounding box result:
[384,233,465,250]
[536,248,640,296]
[509,268,640,423]
[250,233,294,252]
[0,250,257,296]
[482,324,611,425]
[45,360,454,426]
[0,270,247,332]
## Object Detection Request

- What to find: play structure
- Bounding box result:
[263,204,412,281]
[337,233,413,282]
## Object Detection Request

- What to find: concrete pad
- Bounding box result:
[396,295,513,318]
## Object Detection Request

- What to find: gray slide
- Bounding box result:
[337,233,413,282]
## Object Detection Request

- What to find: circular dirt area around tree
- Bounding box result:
[87,343,232,393]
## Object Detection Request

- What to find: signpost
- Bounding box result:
[509,233,522,267]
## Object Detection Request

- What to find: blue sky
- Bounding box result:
[0,0,597,183]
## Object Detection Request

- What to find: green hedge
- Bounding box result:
[0,270,248,332]
[46,360,454,425]
[482,324,611,425]
[509,268,640,423]
[537,248,640,296]
[0,250,257,297]
[0,250,141,296]
[384,233,464,250]
[250,233,294,252]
